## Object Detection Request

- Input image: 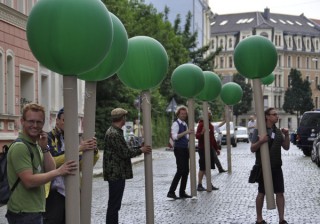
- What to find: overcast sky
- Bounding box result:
[208,0,320,19]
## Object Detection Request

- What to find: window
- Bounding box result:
[17,0,25,14]
[287,56,291,67]
[274,96,277,108]
[27,0,34,15]
[278,55,282,67]
[278,96,281,109]
[306,57,310,69]
[4,0,13,7]
[228,56,233,68]
[288,38,291,48]
[298,39,301,49]
[220,39,224,48]
[6,52,15,115]
[228,38,232,48]
[297,56,300,68]
[219,57,224,68]
[315,76,319,88]
[278,74,282,87]
[315,97,319,109]
[263,95,268,109]
[274,74,278,87]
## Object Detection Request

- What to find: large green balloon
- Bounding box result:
[27,0,113,75]
[117,36,168,90]
[261,73,275,85]
[78,13,128,81]
[171,64,204,98]
[196,71,221,101]
[220,82,243,105]
[234,35,277,79]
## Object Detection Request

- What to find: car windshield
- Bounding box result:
[300,113,320,127]
[237,129,247,134]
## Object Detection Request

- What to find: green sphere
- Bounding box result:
[27,0,113,75]
[171,64,205,98]
[196,71,221,101]
[117,36,168,90]
[261,73,275,85]
[234,35,277,79]
[220,82,243,105]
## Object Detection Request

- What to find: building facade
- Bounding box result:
[0,1,85,147]
[210,8,320,131]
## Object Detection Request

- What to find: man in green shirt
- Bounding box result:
[6,103,77,224]
[103,108,151,224]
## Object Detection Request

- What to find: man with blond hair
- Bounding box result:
[167,105,193,199]
[6,103,77,224]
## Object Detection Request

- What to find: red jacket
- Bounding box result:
[196,120,219,151]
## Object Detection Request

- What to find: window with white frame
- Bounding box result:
[17,0,25,14]
[306,57,310,69]
[6,52,15,115]
[287,56,291,67]
[297,56,300,68]
[219,56,224,68]
[228,56,233,68]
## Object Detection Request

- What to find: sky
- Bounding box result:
[208,0,320,19]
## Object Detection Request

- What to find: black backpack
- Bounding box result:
[0,138,34,206]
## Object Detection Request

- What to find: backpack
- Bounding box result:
[0,138,34,207]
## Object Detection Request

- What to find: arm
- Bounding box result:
[250,134,268,153]
[17,160,77,189]
[281,128,290,150]
[38,131,56,172]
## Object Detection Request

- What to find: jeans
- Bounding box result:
[6,210,43,224]
[43,190,65,224]
[106,179,126,224]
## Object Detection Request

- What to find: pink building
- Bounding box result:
[0,1,85,148]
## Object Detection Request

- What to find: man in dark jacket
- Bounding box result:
[250,107,290,224]
[103,108,151,224]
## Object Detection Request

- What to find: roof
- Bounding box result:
[211,9,320,36]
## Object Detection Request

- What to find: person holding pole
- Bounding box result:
[195,110,226,191]
[6,103,77,224]
[103,108,151,224]
[167,106,193,199]
[43,108,99,224]
[250,108,290,224]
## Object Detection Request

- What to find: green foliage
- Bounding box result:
[152,115,170,148]
[283,69,314,117]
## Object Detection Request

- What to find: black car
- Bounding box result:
[296,111,320,156]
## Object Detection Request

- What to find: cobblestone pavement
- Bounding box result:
[1,143,320,224]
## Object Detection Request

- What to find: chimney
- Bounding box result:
[263,7,270,20]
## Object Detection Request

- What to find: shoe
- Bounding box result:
[197,184,206,191]
[255,220,267,224]
[279,220,288,224]
[211,184,219,190]
[219,169,227,173]
[167,192,179,199]
[179,192,192,198]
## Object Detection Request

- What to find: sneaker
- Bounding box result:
[179,192,192,198]
[279,220,288,224]
[211,184,219,190]
[167,192,179,199]
[255,220,267,224]
[197,184,206,191]
[219,169,227,173]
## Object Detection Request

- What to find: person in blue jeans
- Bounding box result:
[167,105,193,199]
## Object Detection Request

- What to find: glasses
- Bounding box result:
[268,113,278,116]
[25,119,44,126]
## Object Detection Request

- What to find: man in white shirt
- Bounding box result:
[248,115,256,142]
[167,106,193,199]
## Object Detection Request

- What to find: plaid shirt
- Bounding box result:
[103,125,142,181]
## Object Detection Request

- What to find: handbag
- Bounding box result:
[248,164,261,183]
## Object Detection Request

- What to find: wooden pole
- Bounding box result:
[63,76,80,224]
[141,90,154,223]
[253,79,276,209]
[80,81,96,224]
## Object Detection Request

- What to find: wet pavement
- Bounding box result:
[1,143,319,224]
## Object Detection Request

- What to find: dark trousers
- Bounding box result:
[6,210,43,224]
[43,190,65,224]
[169,147,189,194]
[106,179,126,224]
[211,148,223,170]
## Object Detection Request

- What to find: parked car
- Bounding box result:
[219,122,237,147]
[296,111,320,156]
[290,130,297,145]
[235,126,249,143]
[311,133,320,167]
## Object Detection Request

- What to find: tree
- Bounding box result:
[232,73,253,125]
[283,68,314,123]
